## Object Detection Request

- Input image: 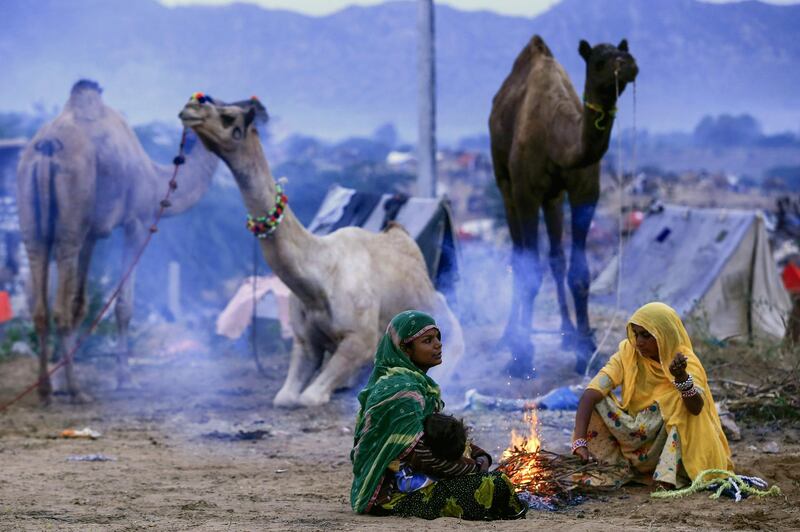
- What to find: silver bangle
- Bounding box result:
[673,374,694,392]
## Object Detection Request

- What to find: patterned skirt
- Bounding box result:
[376,471,527,520]
[576,396,690,488]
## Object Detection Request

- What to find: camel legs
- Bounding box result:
[513,204,543,372]
[273,336,323,407]
[59,239,96,401]
[543,194,578,346]
[58,331,91,403]
[298,331,379,407]
[52,237,93,403]
[568,200,598,373]
[73,238,95,328]
[26,246,52,404]
[499,172,543,376]
[493,159,525,347]
[114,222,145,390]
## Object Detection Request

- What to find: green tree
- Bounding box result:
[693,114,762,148]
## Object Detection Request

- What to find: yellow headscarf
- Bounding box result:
[588,302,733,479]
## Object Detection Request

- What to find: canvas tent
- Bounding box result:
[307,185,459,292]
[216,275,293,340]
[591,204,791,340]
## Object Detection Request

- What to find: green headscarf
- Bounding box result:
[350,310,444,513]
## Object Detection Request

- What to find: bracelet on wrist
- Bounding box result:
[673,374,694,392]
[571,438,588,453]
[681,386,699,399]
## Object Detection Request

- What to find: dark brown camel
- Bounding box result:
[489,36,638,376]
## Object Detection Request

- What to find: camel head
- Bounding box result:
[178,93,269,158]
[579,39,638,100]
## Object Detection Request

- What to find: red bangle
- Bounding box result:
[681,386,699,398]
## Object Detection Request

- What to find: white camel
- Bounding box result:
[179,94,464,407]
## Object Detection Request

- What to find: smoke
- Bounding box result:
[429,216,623,405]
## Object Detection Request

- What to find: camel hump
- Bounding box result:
[505,34,553,81]
[71,79,102,95]
[528,35,553,57]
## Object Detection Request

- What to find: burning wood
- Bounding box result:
[497,407,624,506]
[499,447,612,495]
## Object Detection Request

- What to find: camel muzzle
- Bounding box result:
[616,56,639,82]
[178,107,203,127]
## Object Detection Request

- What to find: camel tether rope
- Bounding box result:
[0,129,191,413]
[248,177,290,378]
[651,469,781,502]
[251,236,268,377]
[582,71,636,378]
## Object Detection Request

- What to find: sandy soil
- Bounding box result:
[1,322,798,532]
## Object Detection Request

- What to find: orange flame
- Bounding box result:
[501,407,548,493]
[502,407,541,459]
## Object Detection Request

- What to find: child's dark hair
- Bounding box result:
[424,413,468,461]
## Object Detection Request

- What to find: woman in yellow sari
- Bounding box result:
[571,302,733,488]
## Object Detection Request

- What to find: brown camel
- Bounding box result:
[179,94,464,407]
[489,36,638,376]
[16,80,218,403]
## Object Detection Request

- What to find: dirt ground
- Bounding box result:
[1,317,798,532]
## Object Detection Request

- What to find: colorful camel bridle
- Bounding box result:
[246,184,288,239]
[187,92,283,238]
[191,91,215,104]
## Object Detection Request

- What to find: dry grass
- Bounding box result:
[699,335,800,424]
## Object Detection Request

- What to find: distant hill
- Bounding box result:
[1,0,798,141]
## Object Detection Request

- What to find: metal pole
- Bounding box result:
[417,0,437,198]
[167,261,182,320]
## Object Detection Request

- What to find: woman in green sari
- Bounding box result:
[350,310,526,520]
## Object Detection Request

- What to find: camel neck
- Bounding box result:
[577,100,614,166]
[258,209,330,311]
[227,137,327,311]
[538,74,618,170]
[157,136,219,216]
[570,82,618,167]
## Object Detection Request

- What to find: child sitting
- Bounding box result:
[394,413,491,492]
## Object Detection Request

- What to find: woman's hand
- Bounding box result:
[573,446,597,464]
[669,352,689,380]
[669,352,705,415]
[475,455,490,472]
[571,390,605,465]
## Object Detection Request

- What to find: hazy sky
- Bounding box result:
[158,0,800,17]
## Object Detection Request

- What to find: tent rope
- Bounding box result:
[651,469,781,502]
[583,74,636,377]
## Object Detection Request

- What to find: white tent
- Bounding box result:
[591,204,791,340]
[216,275,293,340]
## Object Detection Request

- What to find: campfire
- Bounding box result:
[497,407,621,509]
